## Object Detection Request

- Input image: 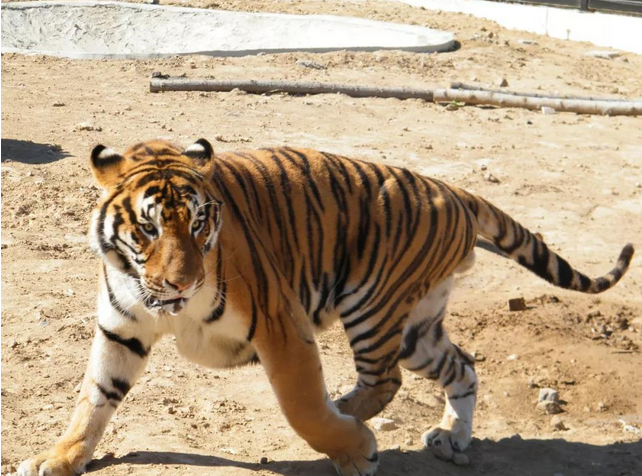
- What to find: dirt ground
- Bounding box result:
[2,1,642,475]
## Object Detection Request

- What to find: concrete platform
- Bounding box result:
[0,1,455,59]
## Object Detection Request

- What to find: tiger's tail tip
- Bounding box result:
[590,243,635,294]
[618,243,635,268]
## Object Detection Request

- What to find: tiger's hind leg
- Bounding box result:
[399,275,478,466]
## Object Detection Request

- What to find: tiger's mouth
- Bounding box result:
[148,297,187,315]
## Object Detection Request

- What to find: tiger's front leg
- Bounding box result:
[18,318,152,476]
[252,297,379,476]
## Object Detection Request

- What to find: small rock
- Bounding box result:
[541,106,557,115]
[484,172,500,184]
[75,122,101,132]
[537,401,562,414]
[496,77,509,87]
[586,50,620,59]
[635,182,641,188]
[74,383,82,393]
[597,401,607,412]
[52,101,65,107]
[472,351,486,362]
[42,404,54,410]
[260,456,269,464]
[9,340,18,349]
[507,354,518,361]
[518,39,538,45]
[167,405,176,414]
[296,59,327,70]
[508,297,526,311]
[538,388,559,403]
[371,417,397,431]
[551,415,567,431]
[405,438,413,446]
[619,419,640,434]
[147,0,159,4]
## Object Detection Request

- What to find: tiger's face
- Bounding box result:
[88,139,222,314]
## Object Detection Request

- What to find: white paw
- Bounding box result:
[422,423,471,466]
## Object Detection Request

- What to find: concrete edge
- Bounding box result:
[392,0,642,55]
[1,43,457,60]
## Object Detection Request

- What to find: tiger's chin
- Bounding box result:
[147,297,188,316]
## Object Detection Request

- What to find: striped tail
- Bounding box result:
[461,192,634,294]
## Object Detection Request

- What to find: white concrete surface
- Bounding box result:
[0,1,455,59]
[393,0,642,55]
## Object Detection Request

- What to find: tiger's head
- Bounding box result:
[88,139,222,314]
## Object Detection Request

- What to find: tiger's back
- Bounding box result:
[213,147,478,329]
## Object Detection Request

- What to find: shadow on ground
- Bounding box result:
[88,436,642,476]
[1,138,71,164]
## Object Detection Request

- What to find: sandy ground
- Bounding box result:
[2,1,642,475]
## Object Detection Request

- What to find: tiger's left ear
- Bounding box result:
[184,138,215,178]
[90,144,125,189]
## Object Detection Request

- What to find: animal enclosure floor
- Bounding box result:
[1,1,642,475]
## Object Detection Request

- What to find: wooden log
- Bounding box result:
[432,88,642,116]
[450,82,633,103]
[149,75,642,116]
[150,76,435,101]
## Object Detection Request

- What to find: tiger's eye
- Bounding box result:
[141,223,156,234]
[192,219,204,232]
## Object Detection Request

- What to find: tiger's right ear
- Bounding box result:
[90,144,124,189]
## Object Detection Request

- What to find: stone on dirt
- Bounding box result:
[538,388,559,403]
[371,417,397,431]
[508,297,526,311]
[75,122,101,132]
[586,50,620,59]
[484,172,500,184]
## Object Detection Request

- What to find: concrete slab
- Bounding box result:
[0,1,455,59]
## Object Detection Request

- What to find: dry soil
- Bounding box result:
[1,1,642,476]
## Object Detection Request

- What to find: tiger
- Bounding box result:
[18,139,634,476]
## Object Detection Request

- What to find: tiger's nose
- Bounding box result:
[164,278,195,293]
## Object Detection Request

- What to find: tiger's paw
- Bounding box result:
[421,421,472,467]
[17,447,84,476]
[327,420,379,476]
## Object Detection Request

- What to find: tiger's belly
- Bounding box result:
[158,293,256,369]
